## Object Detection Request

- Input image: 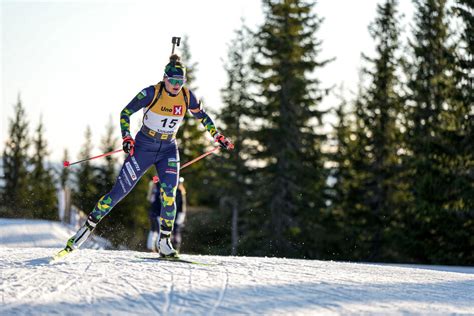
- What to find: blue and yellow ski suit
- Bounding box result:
[87,82,219,233]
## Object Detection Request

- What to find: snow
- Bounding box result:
[1,218,474,315]
[0,218,75,248]
[0,218,109,249]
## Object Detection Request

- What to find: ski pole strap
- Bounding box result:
[140,125,176,141]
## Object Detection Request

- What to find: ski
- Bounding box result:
[50,247,74,263]
[51,236,80,263]
[138,256,214,266]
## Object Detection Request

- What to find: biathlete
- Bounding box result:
[60,54,233,258]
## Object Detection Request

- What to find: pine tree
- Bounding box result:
[453,0,474,202]
[404,0,467,264]
[248,0,330,257]
[329,81,380,260]
[73,126,99,213]
[327,90,366,260]
[1,96,31,216]
[196,23,255,255]
[29,116,58,220]
[349,0,406,261]
[95,116,119,195]
[445,0,474,263]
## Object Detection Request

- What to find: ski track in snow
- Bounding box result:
[1,218,474,315]
[0,248,473,315]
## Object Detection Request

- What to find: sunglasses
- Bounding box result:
[165,76,186,86]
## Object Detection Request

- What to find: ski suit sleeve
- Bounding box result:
[187,90,219,138]
[120,86,155,137]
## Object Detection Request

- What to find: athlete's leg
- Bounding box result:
[69,149,156,250]
[88,153,154,223]
[154,143,180,256]
[155,150,180,235]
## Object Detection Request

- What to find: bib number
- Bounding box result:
[161,118,178,128]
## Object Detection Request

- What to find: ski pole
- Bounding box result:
[180,146,220,171]
[152,147,220,183]
[63,148,123,167]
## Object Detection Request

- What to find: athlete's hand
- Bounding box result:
[214,133,234,150]
[122,135,135,155]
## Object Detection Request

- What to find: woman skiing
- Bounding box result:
[57,54,233,258]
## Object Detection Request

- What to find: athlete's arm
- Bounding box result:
[120,86,155,137]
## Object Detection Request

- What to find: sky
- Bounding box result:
[1,0,414,163]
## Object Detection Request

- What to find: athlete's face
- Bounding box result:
[164,75,185,95]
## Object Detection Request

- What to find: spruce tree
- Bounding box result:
[446,0,474,263]
[326,89,361,258]
[192,23,255,255]
[453,0,474,203]
[73,126,99,213]
[249,0,330,257]
[329,84,377,261]
[95,116,118,195]
[351,0,405,261]
[1,96,31,216]
[454,0,474,204]
[404,0,466,264]
[29,117,58,220]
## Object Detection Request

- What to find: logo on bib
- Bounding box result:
[173,105,183,115]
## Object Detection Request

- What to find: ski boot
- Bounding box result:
[157,232,178,258]
[52,219,96,261]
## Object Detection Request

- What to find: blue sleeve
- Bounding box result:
[120,86,155,137]
[187,90,200,110]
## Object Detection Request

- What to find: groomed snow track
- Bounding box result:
[1,247,473,315]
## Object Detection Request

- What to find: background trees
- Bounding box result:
[242,0,330,257]
[1,0,472,264]
[402,0,470,264]
[331,0,406,261]
[1,97,31,216]
[29,118,58,220]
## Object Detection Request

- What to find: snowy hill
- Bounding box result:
[0,218,109,249]
[1,219,473,315]
[0,218,74,248]
[1,248,473,315]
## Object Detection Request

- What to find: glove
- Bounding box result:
[214,133,234,150]
[122,135,135,155]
